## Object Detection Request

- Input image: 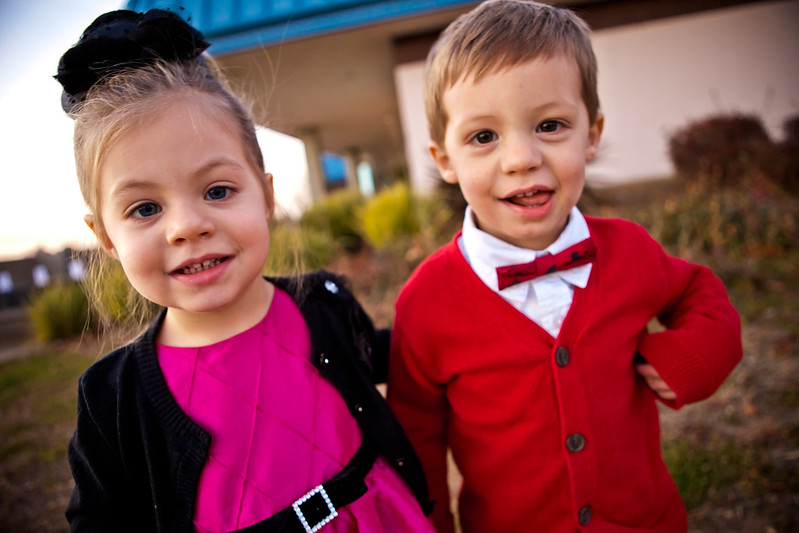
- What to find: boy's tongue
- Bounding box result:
[507,190,553,207]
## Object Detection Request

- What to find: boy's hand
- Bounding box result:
[635,318,676,400]
[635,361,677,401]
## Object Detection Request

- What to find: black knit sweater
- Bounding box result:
[66,271,432,532]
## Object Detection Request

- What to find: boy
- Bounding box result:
[387,1,743,532]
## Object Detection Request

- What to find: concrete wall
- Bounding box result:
[395,0,799,192]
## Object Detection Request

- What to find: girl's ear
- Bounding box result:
[263,173,276,220]
[84,214,119,260]
[429,141,458,184]
[585,112,604,162]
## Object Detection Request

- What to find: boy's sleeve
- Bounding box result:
[637,251,743,409]
[388,324,456,533]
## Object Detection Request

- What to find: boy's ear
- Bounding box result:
[585,112,604,162]
[84,214,118,260]
[429,141,458,184]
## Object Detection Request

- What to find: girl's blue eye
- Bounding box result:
[206,186,229,201]
[538,121,562,133]
[132,203,160,218]
[473,130,497,144]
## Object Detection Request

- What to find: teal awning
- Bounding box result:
[125,0,475,54]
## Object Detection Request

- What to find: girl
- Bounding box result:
[56,9,434,533]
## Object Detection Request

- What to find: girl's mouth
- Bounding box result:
[174,257,228,275]
[505,188,553,207]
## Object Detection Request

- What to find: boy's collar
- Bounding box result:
[459,205,592,297]
[461,205,590,264]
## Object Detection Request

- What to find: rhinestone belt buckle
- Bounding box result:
[292,484,338,533]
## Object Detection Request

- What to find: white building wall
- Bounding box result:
[590,0,799,185]
[395,0,799,191]
[395,62,441,193]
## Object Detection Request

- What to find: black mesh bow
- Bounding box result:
[55,9,210,114]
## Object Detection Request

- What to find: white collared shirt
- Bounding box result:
[458,205,592,337]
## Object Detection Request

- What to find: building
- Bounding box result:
[126,0,799,199]
[0,249,88,308]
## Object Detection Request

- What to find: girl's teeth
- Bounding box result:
[180,258,222,274]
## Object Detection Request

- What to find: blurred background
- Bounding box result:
[1,1,797,531]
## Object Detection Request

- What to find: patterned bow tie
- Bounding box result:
[496,238,597,290]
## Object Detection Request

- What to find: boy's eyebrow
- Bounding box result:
[456,99,582,124]
[458,112,495,121]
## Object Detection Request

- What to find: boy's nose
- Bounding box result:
[501,135,542,175]
[165,203,215,244]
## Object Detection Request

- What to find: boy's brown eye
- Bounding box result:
[538,121,562,133]
[474,131,496,144]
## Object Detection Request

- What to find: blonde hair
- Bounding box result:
[71,57,270,330]
[424,0,599,146]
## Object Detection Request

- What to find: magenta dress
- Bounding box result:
[157,288,434,532]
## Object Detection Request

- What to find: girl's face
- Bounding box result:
[95,96,273,333]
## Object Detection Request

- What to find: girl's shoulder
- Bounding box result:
[73,338,145,432]
[77,318,160,400]
[270,270,358,310]
[270,270,384,377]
[80,339,141,387]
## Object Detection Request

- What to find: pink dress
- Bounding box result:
[157,288,434,532]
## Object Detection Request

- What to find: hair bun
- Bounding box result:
[55,9,210,114]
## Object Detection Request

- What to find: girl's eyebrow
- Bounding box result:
[108,178,158,198]
[190,157,245,178]
[109,158,246,196]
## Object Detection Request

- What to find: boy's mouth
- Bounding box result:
[504,188,553,207]
[173,257,228,275]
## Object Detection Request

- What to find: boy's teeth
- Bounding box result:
[508,189,551,207]
[179,258,223,274]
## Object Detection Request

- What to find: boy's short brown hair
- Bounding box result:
[425,0,599,146]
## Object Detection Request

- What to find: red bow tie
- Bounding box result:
[496,238,597,290]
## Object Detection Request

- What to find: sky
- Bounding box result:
[0,0,308,261]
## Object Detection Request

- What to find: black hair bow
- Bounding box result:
[55,9,210,114]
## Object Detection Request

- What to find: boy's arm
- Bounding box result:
[388,326,455,533]
[637,255,742,408]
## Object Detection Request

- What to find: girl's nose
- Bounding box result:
[500,134,542,175]
[165,202,214,244]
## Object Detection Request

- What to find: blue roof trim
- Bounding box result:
[125,0,476,55]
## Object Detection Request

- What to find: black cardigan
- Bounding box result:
[66,272,432,532]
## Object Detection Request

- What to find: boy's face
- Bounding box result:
[430,55,603,250]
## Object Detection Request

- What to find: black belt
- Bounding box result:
[234,437,378,533]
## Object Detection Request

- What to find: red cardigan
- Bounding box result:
[388,217,742,533]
